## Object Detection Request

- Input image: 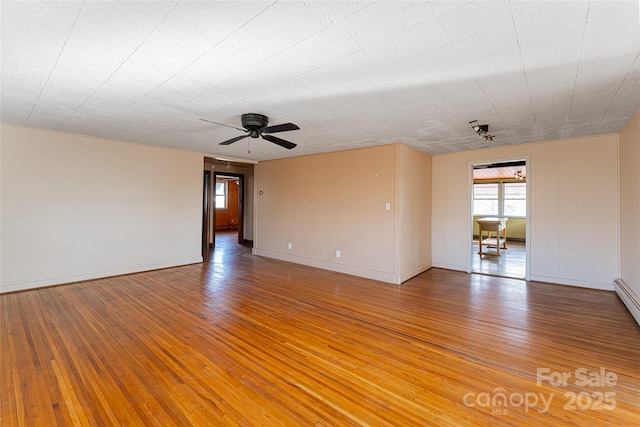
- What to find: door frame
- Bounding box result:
[467,155,531,280]
[202,170,211,261]
[213,172,245,245]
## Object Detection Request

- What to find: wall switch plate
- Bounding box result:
[336,249,341,258]
[288,243,292,250]
[385,202,391,211]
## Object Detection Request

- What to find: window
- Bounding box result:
[503,182,526,217]
[215,181,227,209]
[473,182,526,217]
[473,183,499,216]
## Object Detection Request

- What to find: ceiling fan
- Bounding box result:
[200,113,299,149]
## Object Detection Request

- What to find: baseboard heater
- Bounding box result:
[614,278,640,327]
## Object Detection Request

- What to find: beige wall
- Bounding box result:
[255,144,395,282]
[1,122,630,295]
[433,134,619,290]
[619,111,640,297]
[0,124,204,293]
[397,144,432,282]
[254,143,431,284]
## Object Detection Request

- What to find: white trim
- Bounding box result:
[423,263,615,291]
[467,161,475,274]
[0,257,203,293]
[614,279,640,326]
[529,274,614,291]
[433,262,467,272]
[399,264,432,284]
[253,249,397,284]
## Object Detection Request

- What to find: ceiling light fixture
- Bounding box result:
[514,170,524,180]
[469,120,495,143]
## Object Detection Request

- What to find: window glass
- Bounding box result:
[504,183,526,217]
[473,183,499,215]
[215,181,226,209]
[473,182,526,217]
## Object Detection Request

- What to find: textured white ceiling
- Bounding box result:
[1,1,639,161]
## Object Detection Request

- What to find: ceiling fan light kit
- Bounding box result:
[200,113,300,150]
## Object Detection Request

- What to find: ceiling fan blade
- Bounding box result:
[262,134,297,149]
[219,134,250,146]
[200,118,246,132]
[262,123,300,134]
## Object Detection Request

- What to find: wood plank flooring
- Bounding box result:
[2,231,639,426]
[472,240,526,279]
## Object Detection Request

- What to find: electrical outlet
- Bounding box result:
[418,250,422,259]
[288,243,292,250]
[336,250,341,258]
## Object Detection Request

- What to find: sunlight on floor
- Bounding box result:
[471,240,526,279]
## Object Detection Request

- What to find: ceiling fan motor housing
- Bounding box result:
[242,113,269,137]
[204,112,298,149]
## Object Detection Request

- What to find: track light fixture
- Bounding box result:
[469,120,495,143]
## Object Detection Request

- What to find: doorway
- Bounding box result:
[468,158,530,279]
[202,170,211,261]
[213,172,244,247]
[202,158,255,264]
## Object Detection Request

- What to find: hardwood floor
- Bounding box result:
[2,232,639,426]
[472,240,526,279]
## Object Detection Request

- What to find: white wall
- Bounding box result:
[1,124,204,293]
[432,134,619,290]
[619,111,640,296]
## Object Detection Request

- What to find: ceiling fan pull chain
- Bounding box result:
[248,138,251,154]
